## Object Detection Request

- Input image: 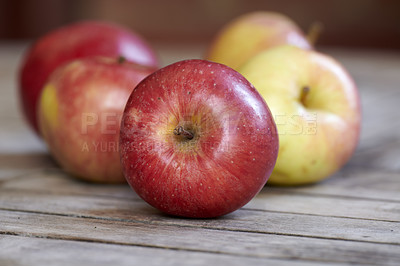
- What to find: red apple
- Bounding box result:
[38,56,156,183]
[20,20,159,135]
[119,59,279,218]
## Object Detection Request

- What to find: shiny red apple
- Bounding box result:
[38,56,156,183]
[119,59,279,218]
[20,20,159,135]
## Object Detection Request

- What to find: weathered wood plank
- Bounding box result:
[2,167,400,214]
[0,153,53,172]
[1,235,320,266]
[0,169,134,198]
[350,88,400,173]
[246,189,400,222]
[1,210,399,265]
[0,189,399,245]
[1,180,399,224]
[267,167,400,202]
[351,139,400,172]
[0,121,49,181]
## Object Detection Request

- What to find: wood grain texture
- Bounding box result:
[1,210,400,265]
[0,43,400,265]
[0,185,399,244]
[2,235,320,266]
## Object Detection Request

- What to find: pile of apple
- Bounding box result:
[18,12,360,218]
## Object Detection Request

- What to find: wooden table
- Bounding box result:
[1,43,399,266]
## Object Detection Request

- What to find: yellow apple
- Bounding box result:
[206,11,312,70]
[238,45,361,186]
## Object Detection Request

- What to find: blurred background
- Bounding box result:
[1,0,399,50]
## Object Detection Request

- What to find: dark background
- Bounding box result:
[1,0,399,50]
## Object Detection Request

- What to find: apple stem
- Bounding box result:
[173,126,194,140]
[118,56,126,64]
[307,21,323,46]
[300,86,310,106]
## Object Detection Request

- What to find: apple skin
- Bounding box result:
[38,57,156,183]
[119,59,279,218]
[20,20,159,135]
[206,11,312,70]
[238,45,361,186]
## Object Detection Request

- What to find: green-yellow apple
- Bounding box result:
[238,45,361,186]
[206,11,311,70]
[38,56,155,183]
